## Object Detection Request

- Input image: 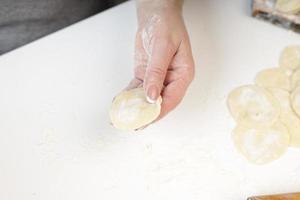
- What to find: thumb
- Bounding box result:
[144,39,176,103]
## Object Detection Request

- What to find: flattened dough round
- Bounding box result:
[279,46,300,70]
[269,88,300,148]
[276,0,300,14]
[268,88,292,112]
[280,112,300,148]
[291,69,300,90]
[291,86,300,117]
[255,68,291,91]
[227,85,280,127]
[110,87,162,131]
[232,122,290,164]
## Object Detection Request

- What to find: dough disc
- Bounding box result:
[227,85,280,127]
[110,87,162,131]
[255,68,290,91]
[269,88,300,148]
[279,46,300,71]
[276,0,300,14]
[291,86,300,118]
[291,69,300,90]
[232,122,290,164]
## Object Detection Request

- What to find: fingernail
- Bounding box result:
[146,85,159,104]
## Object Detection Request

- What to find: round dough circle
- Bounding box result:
[279,46,300,71]
[280,112,300,148]
[291,69,300,90]
[109,87,162,131]
[254,68,291,91]
[268,88,292,112]
[276,0,300,14]
[232,122,290,165]
[291,86,300,117]
[227,85,280,128]
[268,88,300,148]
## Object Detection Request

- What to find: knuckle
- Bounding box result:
[148,67,166,77]
[181,65,195,83]
[155,36,177,50]
[134,66,146,81]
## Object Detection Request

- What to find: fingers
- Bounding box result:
[157,38,195,120]
[157,77,190,120]
[143,38,176,103]
[125,78,143,90]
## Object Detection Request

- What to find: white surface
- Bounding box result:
[0,0,300,199]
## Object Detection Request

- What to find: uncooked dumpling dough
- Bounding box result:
[227,46,300,164]
[110,87,162,131]
[255,68,291,91]
[291,69,300,90]
[291,86,300,117]
[276,0,300,14]
[280,112,300,148]
[232,122,290,164]
[279,46,300,70]
[227,85,280,128]
[269,88,300,148]
[268,88,292,113]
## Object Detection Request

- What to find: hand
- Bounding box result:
[127,1,195,120]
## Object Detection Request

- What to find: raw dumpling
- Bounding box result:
[280,112,300,148]
[291,69,300,90]
[268,88,292,112]
[227,85,280,127]
[279,46,300,71]
[232,122,290,164]
[291,86,300,118]
[255,68,291,91]
[269,88,300,148]
[276,0,300,14]
[109,87,162,131]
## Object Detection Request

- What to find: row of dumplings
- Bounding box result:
[227,46,300,164]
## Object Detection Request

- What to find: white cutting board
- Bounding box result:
[0,0,300,199]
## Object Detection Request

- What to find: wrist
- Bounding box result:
[136,0,183,26]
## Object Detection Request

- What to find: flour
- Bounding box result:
[117,98,143,123]
[141,14,161,57]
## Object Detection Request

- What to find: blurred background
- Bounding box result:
[0,0,127,55]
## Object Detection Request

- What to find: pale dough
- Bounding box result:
[228,46,300,164]
[276,0,300,14]
[291,69,300,90]
[279,46,300,71]
[285,87,300,148]
[109,87,162,131]
[291,86,300,117]
[280,112,300,148]
[227,85,280,128]
[269,88,300,148]
[268,88,292,112]
[232,122,290,165]
[254,68,291,91]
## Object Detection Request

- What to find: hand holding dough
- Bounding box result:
[110,87,162,131]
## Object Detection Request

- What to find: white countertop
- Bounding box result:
[0,0,300,199]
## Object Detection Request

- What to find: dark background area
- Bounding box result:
[0,0,127,55]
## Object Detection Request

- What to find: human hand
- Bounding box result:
[127,0,195,120]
